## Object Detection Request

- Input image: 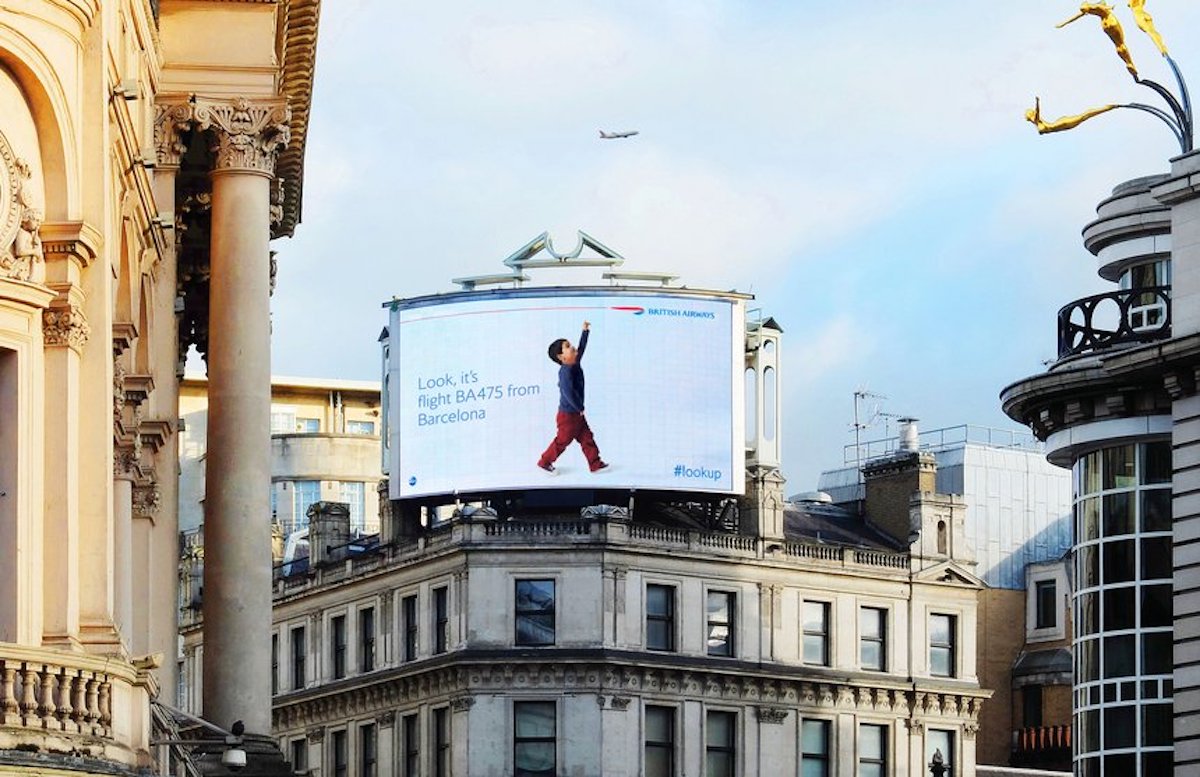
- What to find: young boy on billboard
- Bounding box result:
[538,320,610,474]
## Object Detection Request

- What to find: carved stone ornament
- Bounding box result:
[609,696,632,710]
[193,97,291,175]
[154,102,192,168]
[0,129,44,284]
[305,727,324,743]
[449,695,475,712]
[756,706,789,724]
[42,305,90,350]
[132,484,162,518]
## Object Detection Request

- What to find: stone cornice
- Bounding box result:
[193,97,291,175]
[275,0,322,237]
[271,652,988,731]
[41,221,100,268]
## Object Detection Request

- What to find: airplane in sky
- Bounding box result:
[599,130,639,139]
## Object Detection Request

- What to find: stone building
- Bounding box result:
[178,375,384,536]
[180,299,995,776]
[0,0,319,774]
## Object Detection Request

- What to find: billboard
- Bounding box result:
[387,290,744,498]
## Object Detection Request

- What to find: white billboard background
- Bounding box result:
[390,292,742,498]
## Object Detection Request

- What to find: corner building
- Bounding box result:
[1002,159,1200,777]
[181,300,994,776]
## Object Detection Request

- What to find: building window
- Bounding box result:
[347,420,376,435]
[292,480,321,534]
[331,614,347,680]
[433,707,450,777]
[339,481,366,534]
[860,607,887,671]
[514,701,556,777]
[802,601,830,666]
[289,738,307,774]
[927,729,953,777]
[646,584,676,651]
[297,417,320,433]
[515,579,556,647]
[706,591,736,657]
[644,705,675,777]
[1035,580,1057,629]
[331,729,347,777]
[1023,685,1043,727]
[858,723,886,777]
[801,719,831,777]
[403,594,418,661]
[434,587,449,654]
[291,625,306,690]
[929,613,956,677]
[402,714,419,777]
[271,633,279,695]
[705,710,736,777]
[359,607,376,673]
[360,723,377,777]
[270,410,296,434]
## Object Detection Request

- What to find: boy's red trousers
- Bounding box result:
[539,411,603,470]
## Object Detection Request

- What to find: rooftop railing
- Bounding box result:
[841,424,1043,465]
[1057,286,1170,358]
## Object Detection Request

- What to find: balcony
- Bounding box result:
[1058,286,1170,359]
[1012,725,1071,771]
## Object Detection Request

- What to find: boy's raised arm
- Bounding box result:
[578,322,590,357]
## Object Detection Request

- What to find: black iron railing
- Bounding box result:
[1057,286,1171,358]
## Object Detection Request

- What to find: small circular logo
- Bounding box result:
[408,476,417,487]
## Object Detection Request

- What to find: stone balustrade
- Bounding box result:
[0,643,147,765]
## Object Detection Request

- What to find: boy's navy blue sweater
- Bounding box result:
[557,328,588,413]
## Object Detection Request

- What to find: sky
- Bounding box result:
[263,1,1200,492]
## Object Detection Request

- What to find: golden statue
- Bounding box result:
[1058,3,1139,79]
[1025,96,1119,134]
[1128,0,1168,56]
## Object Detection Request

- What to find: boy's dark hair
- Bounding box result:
[548,338,568,364]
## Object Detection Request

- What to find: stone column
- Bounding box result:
[112,451,135,638]
[195,97,289,735]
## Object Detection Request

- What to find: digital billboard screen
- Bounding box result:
[387,290,744,498]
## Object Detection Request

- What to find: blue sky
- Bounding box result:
[266,1,1200,490]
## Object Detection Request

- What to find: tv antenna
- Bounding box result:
[850,388,898,474]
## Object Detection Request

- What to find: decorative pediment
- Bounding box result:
[914,560,985,588]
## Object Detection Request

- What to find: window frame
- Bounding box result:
[402,593,418,661]
[359,722,377,777]
[859,606,888,672]
[929,613,957,678]
[1035,579,1057,630]
[801,718,832,777]
[704,709,737,777]
[290,624,307,690]
[513,700,557,777]
[289,738,307,774]
[644,704,676,777]
[433,706,450,777]
[857,723,887,777]
[802,600,831,666]
[706,589,737,658]
[330,729,348,777]
[645,583,677,652]
[331,613,347,680]
[515,578,557,648]
[402,713,419,777]
[433,586,449,655]
[358,606,376,673]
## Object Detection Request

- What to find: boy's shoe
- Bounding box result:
[590,461,611,473]
[539,462,558,475]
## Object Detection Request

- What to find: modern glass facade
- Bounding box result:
[1072,441,1172,777]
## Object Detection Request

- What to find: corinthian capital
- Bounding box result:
[154,100,192,169]
[193,97,290,175]
[43,304,90,351]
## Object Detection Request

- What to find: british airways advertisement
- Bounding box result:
[388,291,744,498]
